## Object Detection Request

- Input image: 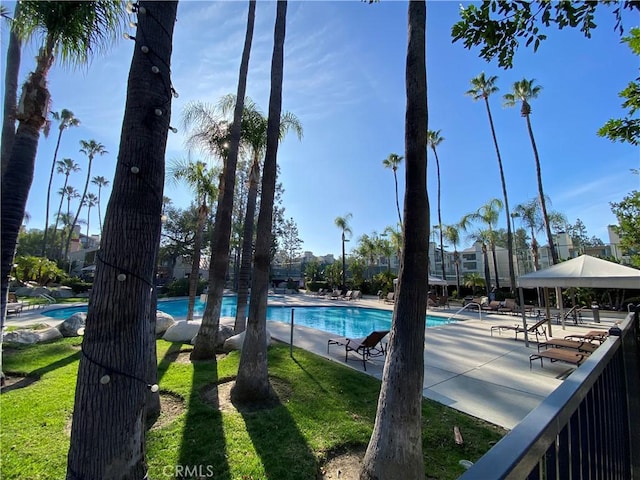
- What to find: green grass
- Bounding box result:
[1,339,505,479]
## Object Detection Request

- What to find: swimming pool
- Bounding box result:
[42,297,453,338]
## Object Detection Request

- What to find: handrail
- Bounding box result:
[39,293,56,304]
[446,302,482,322]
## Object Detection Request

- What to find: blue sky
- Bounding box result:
[2,1,638,258]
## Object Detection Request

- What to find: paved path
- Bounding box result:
[6,293,625,429]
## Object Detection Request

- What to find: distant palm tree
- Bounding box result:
[42,109,80,257]
[334,213,353,290]
[504,78,557,265]
[167,159,218,322]
[82,192,98,241]
[461,213,492,297]
[51,159,80,258]
[65,140,107,260]
[382,153,404,229]
[471,198,503,289]
[442,224,461,296]
[463,272,485,295]
[90,175,109,235]
[383,225,403,269]
[466,72,516,292]
[427,129,446,282]
[60,186,80,258]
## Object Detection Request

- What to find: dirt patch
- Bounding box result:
[148,392,186,430]
[163,347,227,364]
[318,447,366,480]
[0,374,37,393]
[201,376,292,413]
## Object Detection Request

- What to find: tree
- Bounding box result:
[82,192,98,241]
[442,224,462,296]
[91,175,110,235]
[1,3,21,180]
[218,95,302,334]
[158,204,199,280]
[466,72,517,292]
[513,198,544,271]
[280,217,303,279]
[382,153,404,229]
[42,109,80,256]
[51,158,80,258]
[598,27,640,145]
[191,0,255,360]
[65,140,107,260]
[503,78,558,265]
[611,189,640,267]
[232,0,287,403]
[167,159,217,322]
[471,198,504,289]
[361,2,428,477]
[1,1,124,327]
[13,255,66,285]
[463,272,486,295]
[452,1,639,69]
[334,213,353,290]
[67,2,178,477]
[427,129,446,282]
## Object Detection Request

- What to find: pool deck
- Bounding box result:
[5,293,626,430]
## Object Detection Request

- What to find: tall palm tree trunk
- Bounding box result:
[186,203,207,322]
[234,159,260,333]
[1,35,54,327]
[191,0,255,360]
[97,186,104,235]
[454,250,460,295]
[66,3,177,477]
[42,127,65,256]
[483,244,492,296]
[1,4,21,180]
[393,169,402,228]
[51,180,69,259]
[526,115,557,264]
[361,2,427,477]
[484,97,516,291]
[233,0,286,402]
[490,240,500,288]
[433,148,446,282]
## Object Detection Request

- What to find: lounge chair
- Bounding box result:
[481,300,501,312]
[529,348,590,369]
[341,290,353,300]
[349,290,361,301]
[558,305,584,325]
[490,316,549,342]
[498,298,517,315]
[328,289,341,300]
[564,330,608,344]
[384,292,395,304]
[6,302,23,316]
[327,330,389,371]
[537,338,599,354]
[438,295,450,308]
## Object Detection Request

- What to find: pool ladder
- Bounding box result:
[446,302,482,322]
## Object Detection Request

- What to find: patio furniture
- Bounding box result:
[564,330,609,344]
[490,316,549,342]
[537,338,599,354]
[529,348,590,369]
[327,330,389,371]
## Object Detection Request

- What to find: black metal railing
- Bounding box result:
[459,308,640,480]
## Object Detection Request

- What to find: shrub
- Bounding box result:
[61,277,92,294]
[305,280,331,293]
[164,278,208,297]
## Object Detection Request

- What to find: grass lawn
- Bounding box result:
[1,338,505,479]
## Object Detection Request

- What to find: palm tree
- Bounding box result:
[90,175,110,235]
[68,3,178,478]
[1,2,124,325]
[382,153,404,228]
[463,272,485,295]
[460,213,492,296]
[471,198,503,289]
[232,0,286,403]
[167,159,218,322]
[50,158,80,258]
[1,3,21,180]
[361,2,428,477]
[357,233,377,279]
[334,213,353,290]
[427,129,446,282]
[466,72,516,292]
[65,140,107,260]
[513,198,543,271]
[503,78,557,264]
[82,193,98,241]
[192,0,255,361]
[42,109,80,256]
[442,224,461,296]
[60,186,80,258]
[218,94,302,334]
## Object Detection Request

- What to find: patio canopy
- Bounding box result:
[517,254,640,289]
[393,275,448,286]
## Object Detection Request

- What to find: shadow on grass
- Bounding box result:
[177,358,230,480]
[236,378,318,479]
[291,356,329,394]
[156,342,184,383]
[1,350,80,394]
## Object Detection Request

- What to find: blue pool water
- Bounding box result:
[42,296,453,338]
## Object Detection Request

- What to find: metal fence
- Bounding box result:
[459,308,640,480]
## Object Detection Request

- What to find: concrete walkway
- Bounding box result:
[5,293,625,430]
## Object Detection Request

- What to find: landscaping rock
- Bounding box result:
[51,287,74,298]
[156,311,176,336]
[3,329,40,344]
[36,327,63,343]
[190,324,236,348]
[163,320,201,343]
[223,328,273,352]
[31,287,52,297]
[14,286,34,296]
[57,312,87,337]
